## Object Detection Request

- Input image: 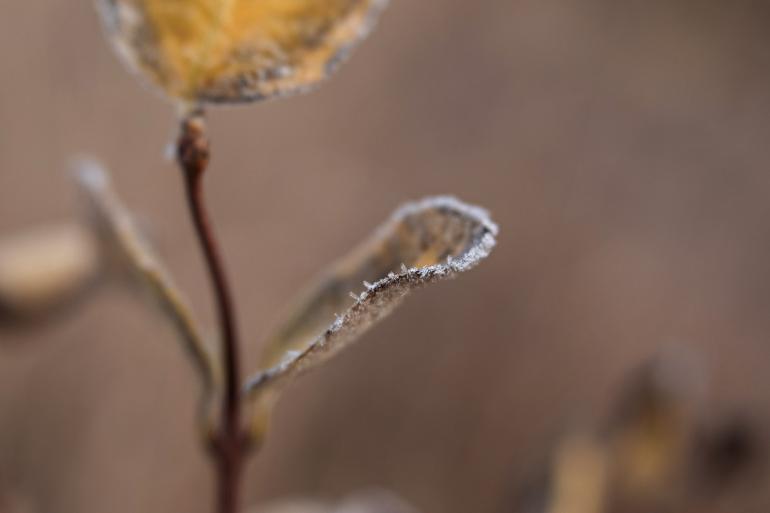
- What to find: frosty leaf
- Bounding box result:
[244,196,498,437]
[97,0,389,105]
[74,160,220,394]
[0,223,99,324]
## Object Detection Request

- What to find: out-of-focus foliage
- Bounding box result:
[254,490,419,513]
[515,354,760,513]
[0,223,97,324]
[74,161,220,391]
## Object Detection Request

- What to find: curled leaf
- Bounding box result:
[74,161,220,404]
[0,223,98,324]
[97,0,389,105]
[244,196,498,437]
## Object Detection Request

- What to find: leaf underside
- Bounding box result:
[244,196,498,436]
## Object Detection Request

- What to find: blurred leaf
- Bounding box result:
[333,490,421,513]
[97,0,389,106]
[518,351,758,513]
[74,160,221,414]
[605,354,705,503]
[0,223,98,325]
[253,489,420,513]
[547,433,609,513]
[244,196,498,438]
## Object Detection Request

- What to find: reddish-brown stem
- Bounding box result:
[177,112,243,513]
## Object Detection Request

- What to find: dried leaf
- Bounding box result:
[251,501,328,513]
[520,353,713,513]
[333,490,420,513]
[97,0,388,105]
[547,434,609,513]
[74,160,221,401]
[606,355,705,501]
[244,196,498,437]
[0,223,98,324]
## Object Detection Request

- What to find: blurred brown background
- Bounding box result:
[1,1,770,512]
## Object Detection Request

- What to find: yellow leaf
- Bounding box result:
[97,0,388,104]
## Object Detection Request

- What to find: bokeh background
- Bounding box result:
[1,1,770,512]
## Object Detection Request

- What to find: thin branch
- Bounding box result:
[176,112,244,513]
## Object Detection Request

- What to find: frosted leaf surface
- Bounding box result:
[245,196,498,435]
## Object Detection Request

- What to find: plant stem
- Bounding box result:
[177,111,243,513]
